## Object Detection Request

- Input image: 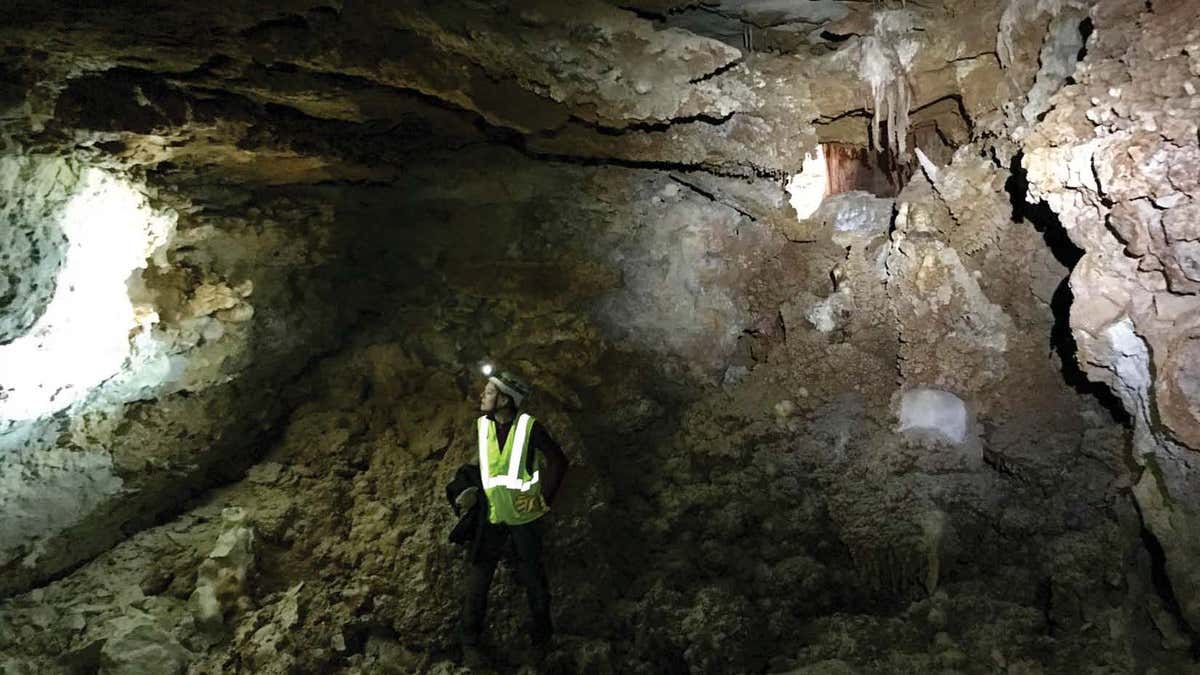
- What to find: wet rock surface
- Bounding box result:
[0,0,1196,673]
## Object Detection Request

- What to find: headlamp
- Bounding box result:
[475,362,531,405]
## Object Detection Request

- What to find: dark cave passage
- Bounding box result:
[1005,152,1130,425]
[1140,525,1200,656]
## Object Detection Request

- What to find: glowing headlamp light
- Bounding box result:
[480,362,495,377]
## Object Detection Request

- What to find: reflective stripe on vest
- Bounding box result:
[477,414,541,492]
[478,413,548,525]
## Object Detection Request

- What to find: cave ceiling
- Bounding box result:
[0,0,1000,188]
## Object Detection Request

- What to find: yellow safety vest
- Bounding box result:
[477,414,549,525]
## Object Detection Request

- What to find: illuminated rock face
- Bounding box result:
[898,388,968,444]
[0,1,1195,673]
[0,165,174,422]
[0,164,335,594]
[0,161,178,576]
[1022,0,1200,635]
[0,156,72,345]
[786,147,829,221]
[0,445,123,568]
[0,159,170,575]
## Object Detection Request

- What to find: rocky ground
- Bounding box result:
[1,0,1198,673]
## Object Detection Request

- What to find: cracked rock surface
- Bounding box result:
[0,156,71,344]
[1022,0,1200,638]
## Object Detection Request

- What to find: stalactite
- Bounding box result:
[858,10,918,160]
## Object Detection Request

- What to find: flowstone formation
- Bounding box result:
[0,0,1197,673]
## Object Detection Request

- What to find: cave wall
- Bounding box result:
[0,0,1197,673]
[0,165,358,596]
[0,147,1139,674]
[1,142,1153,673]
[0,156,70,343]
[1022,0,1200,635]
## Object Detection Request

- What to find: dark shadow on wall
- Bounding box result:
[1074,17,1094,70]
[1140,525,1200,657]
[1005,153,1130,425]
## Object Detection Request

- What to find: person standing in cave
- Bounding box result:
[446,367,569,668]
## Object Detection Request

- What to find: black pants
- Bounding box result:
[461,519,552,647]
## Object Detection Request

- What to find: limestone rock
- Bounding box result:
[0,0,1187,673]
[1022,0,1200,633]
[887,231,1015,393]
[189,507,255,631]
[0,156,73,344]
[99,614,189,675]
[805,191,894,248]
